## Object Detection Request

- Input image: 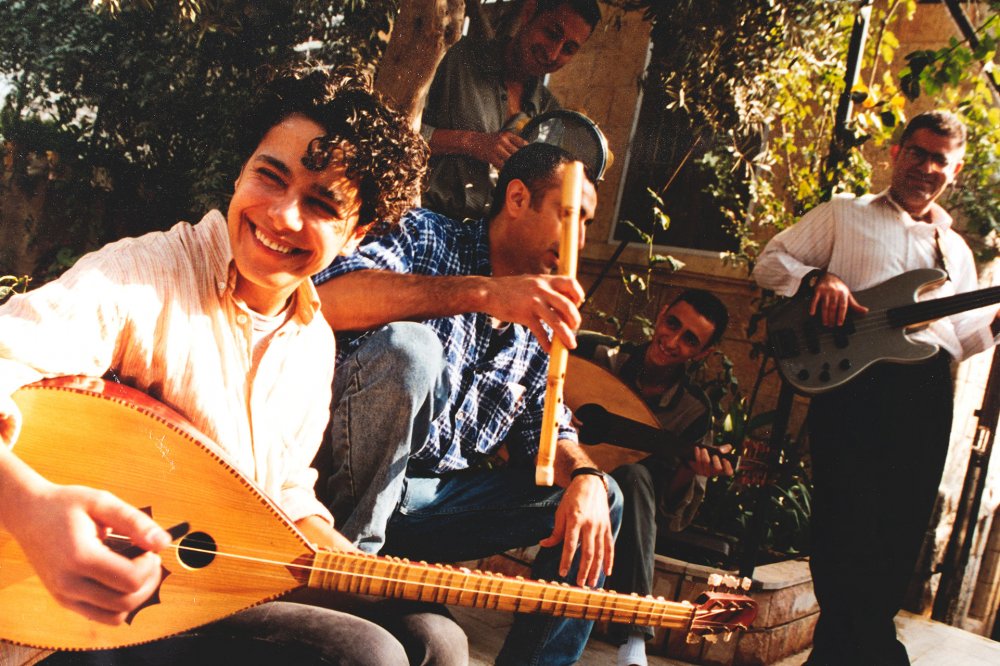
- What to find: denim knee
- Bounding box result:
[605,472,625,535]
[373,321,442,378]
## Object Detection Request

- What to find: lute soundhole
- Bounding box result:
[177,531,217,569]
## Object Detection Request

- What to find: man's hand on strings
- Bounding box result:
[690,444,735,479]
[810,272,868,327]
[10,481,170,625]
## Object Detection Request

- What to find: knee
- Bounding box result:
[604,472,625,532]
[342,323,445,397]
[374,322,446,393]
[611,463,654,499]
[402,611,469,666]
[352,635,410,666]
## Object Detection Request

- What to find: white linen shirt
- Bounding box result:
[0,211,335,524]
[752,192,996,363]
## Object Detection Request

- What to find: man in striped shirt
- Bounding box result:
[753,111,999,665]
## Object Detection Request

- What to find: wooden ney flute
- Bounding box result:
[536,160,584,486]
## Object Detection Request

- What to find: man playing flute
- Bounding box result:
[313,142,622,666]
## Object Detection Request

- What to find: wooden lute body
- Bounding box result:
[1,377,757,653]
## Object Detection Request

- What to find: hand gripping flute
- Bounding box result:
[536,160,584,486]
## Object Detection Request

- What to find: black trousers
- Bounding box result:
[805,352,953,666]
[606,463,659,644]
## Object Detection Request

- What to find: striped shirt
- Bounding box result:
[0,211,335,523]
[752,192,995,362]
[314,208,577,473]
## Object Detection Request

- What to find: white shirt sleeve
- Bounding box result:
[752,200,838,296]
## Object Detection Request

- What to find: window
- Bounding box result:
[612,44,748,253]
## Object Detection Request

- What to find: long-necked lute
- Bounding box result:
[1,377,757,653]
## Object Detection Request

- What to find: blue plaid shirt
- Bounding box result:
[313,208,577,474]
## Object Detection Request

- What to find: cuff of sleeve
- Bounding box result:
[794,268,825,296]
[420,123,436,143]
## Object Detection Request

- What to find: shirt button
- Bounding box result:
[236,314,249,325]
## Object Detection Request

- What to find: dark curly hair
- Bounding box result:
[238,66,428,228]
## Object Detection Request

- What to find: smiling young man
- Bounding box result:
[420,0,601,220]
[313,142,623,665]
[753,111,1000,665]
[575,289,732,666]
[0,68,469,665]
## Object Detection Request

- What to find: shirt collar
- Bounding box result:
[878,189,954,230]
[477,36,548,115]
[620,342,688,411]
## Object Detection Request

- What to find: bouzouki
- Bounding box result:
[767,268,1000,394]
[1,377,757,655]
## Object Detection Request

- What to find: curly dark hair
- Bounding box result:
[238,66,428,228]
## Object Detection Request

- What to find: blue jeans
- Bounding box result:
[319,323,624,666]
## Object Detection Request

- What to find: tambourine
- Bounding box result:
[519,110,610,181]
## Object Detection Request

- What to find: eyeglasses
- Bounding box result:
[900,144,960,170]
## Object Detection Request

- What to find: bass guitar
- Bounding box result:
[0,376,758,654]
[766,268,1000,394]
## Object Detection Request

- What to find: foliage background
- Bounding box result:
[605,0,1000,268]
[0,0,396,275]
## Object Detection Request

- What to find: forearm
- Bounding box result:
[551,438,600,489]
[752,205,836,295]
[427,128,482,159]
[752,244,819,296]
[318,270,493,331]
[0,447,43,531]
[295,515,359,553]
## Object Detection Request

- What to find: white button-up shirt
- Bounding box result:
[0,211,335,523]
[752,192,996,362]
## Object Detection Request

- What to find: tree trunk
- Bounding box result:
[374,0,467,130]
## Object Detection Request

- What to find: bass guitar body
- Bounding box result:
[1,377,758,654]
[766,268,946,394]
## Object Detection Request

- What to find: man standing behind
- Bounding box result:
[752,111,1000,665]
[314,143,621,665]
[576,289,733,666]
[421,0,601,220]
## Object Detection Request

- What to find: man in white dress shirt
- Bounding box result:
[753,111,1000,665]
